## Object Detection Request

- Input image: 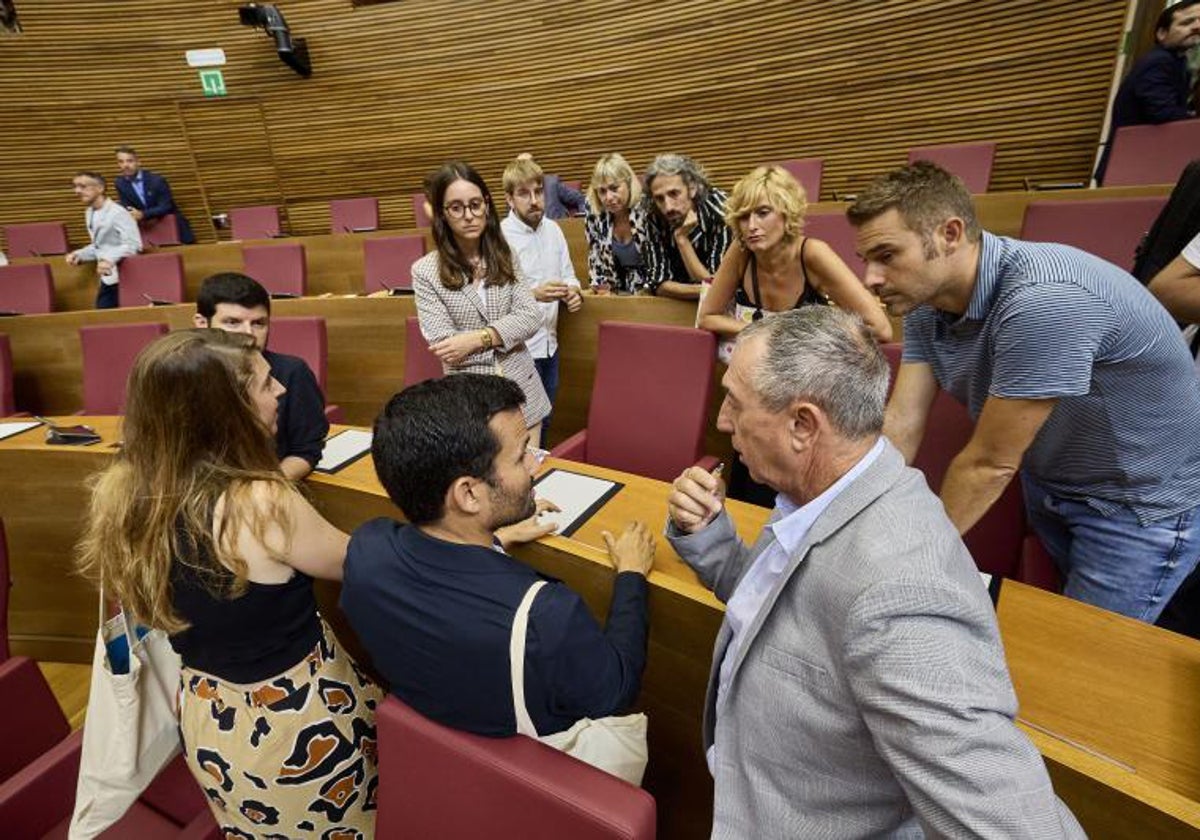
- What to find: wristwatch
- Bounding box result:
[480,329,494,350]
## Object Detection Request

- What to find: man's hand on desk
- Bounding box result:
[602,521,656,576]
[496,498,561,550]
[668,465,725,534]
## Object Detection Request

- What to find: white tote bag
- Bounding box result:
[509,580,649,786]
[69,586,183,840]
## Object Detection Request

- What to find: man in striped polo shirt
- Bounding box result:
[848,162,1200,626]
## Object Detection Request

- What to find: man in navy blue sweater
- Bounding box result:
[341,374,654,737]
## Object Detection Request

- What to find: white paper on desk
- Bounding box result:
[316,429,373,473]
[0,420,41,441]
[532,468,623,538]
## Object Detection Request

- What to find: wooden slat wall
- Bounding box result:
[0,1,1126,253]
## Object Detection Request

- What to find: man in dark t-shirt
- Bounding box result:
[194,272,328,479]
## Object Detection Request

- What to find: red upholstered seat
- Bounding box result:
[1020,196,1168,271]
[0,264,54,314]
[229,205,281,240]
[363,234,426,294]
[412,192,432,228]
[881,343,1025,579]
[551,322,717,482]
[403,316,443,387]
[907,142,997,193]
[802,212,865,278]
[0,520,9,663]
[79,322,168,414]
[140,214,181,247]
[779,157,824,199]
[1105,124,1200,187]
[243,243,307,297]
[330,197,380,233]
[117,253,185,308]
[0,657,69,784]
[267,316,343,423]
[4,223,69,258]
[376,695,656,840]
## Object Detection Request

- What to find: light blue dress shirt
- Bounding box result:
[708,436,886,772]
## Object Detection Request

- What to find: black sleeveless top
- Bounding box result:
[169,533,322,684]
[734,238,827,317]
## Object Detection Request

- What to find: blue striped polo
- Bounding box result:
[903,232,1200,524]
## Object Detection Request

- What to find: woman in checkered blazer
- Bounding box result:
[412,161,551,442]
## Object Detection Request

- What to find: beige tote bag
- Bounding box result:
[509,580,649,786]
[68,586,182,839]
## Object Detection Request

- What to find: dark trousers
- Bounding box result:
[534,353,560,438]
[95,282,119,309]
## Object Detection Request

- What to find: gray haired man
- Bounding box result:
[667,307,1082,838]
[641,153,731,300]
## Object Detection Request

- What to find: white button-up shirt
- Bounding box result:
[501,212,579,359]
[708,437,886,772]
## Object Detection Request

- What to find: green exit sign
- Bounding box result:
[199,69,226,97]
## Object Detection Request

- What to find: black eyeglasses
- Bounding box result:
[443,198,488,219]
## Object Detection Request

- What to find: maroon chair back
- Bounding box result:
[118,252,186,308]
[330,197,380,233]
[244,243,308,297]
[1105,123,1200,187]
[803,213,865,278]
[907,142,997,193]
[0,264,54,314]
[0,519,9,663]
[267,316,328,391]
[0,334,13,416]
[1020,197,1168,271]
[364,235,427,294]
[4,222,69,258]
[376,696,656,840]
[881,343,1024,578]
[140,213,181,247]
[0,657,71,785]
[585,322,715,482]
[229,205,281,240]
[79,322,168,413]
[404,316,443,387]
[412,192,432,228]
[779,158,824,199]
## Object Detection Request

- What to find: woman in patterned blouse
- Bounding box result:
[584,153,651,294]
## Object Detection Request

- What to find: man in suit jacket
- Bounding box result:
[1096,0,1200,183]
[114,145,196,243]
[65,171,142,309]
[666,308,1082,838]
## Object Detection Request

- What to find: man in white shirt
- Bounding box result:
[500,156,582,436]
[65,171,142,309]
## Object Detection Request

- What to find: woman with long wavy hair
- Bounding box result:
[77,329,380,837]
[412,160,550,443]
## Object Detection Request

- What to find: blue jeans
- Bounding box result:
[95,282,119,309]
[1022,474,1200,623]
[534,352,559,437]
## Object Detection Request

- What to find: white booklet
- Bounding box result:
[0,420,41,442]
[532,468,624,537]
[315,429,373,473]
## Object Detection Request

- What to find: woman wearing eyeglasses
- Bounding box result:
[699,165,892,506]
[412,161,550,442]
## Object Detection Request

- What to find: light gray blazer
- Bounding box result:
[78,199,142,283]
[668,441,1084,839]
[412,251,550,428]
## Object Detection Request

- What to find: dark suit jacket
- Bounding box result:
[341,519,648,737]
[1098,45,1194,183]
[115,168,196,243]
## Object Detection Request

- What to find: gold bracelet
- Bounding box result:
[480,329,493,350]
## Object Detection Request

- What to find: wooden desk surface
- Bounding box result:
[4,418,1199,837]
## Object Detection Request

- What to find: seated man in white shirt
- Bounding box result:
[65,170,143,309]
[500,156,582,436]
